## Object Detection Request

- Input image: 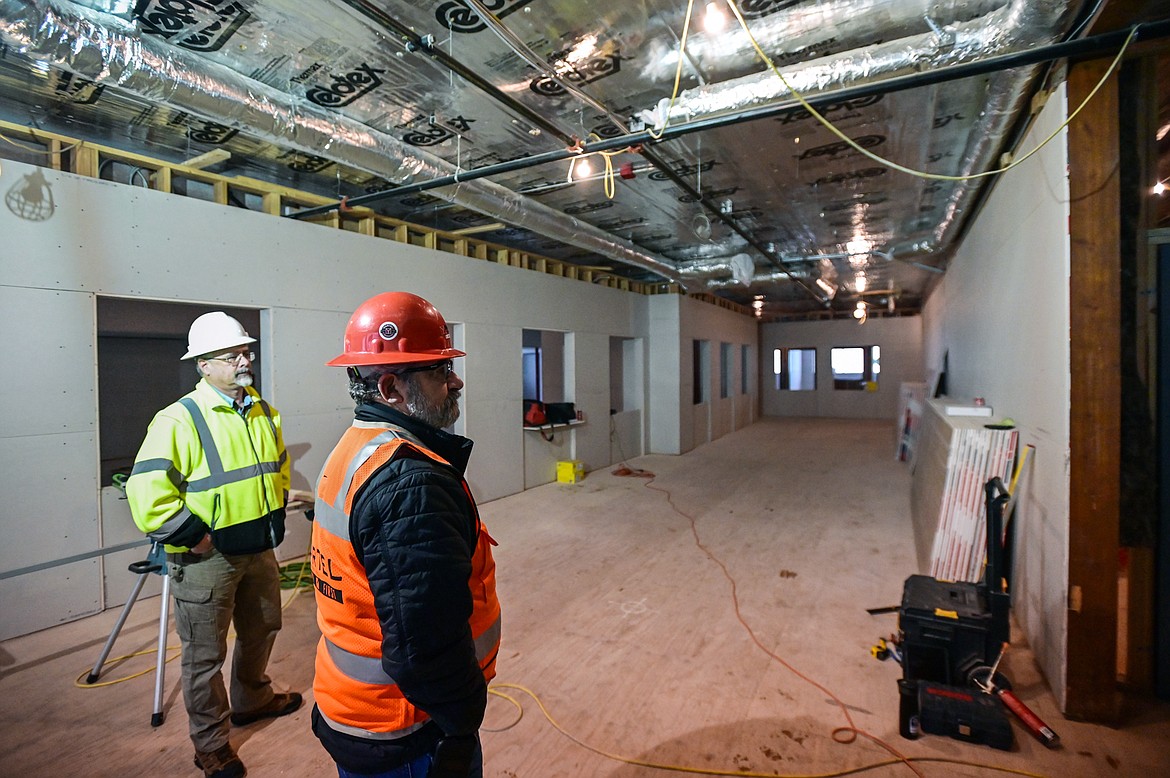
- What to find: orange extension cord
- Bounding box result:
[605,461,1041,775]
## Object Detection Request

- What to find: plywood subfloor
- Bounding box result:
[2,418,1167,777]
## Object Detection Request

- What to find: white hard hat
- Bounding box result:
[182,312,256,360]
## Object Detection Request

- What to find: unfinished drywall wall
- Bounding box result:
[758,316,924,421]
[647,295,759,455]
[919,84,1071,708]
[0,159,758,639]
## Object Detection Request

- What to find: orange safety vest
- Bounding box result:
[311,421,501,739]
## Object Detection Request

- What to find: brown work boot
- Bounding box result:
[230,691,303,726]
[193,743,246,778]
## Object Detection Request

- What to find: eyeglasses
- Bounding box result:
[204,350,256,364]
[395,360,455,378]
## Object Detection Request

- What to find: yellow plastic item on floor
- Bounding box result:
[556,460,584,484]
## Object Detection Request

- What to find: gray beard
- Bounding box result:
[234,371,254,388]
[402,382,460,430]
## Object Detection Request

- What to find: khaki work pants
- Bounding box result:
[169,547,283,753]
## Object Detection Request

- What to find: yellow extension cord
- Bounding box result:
[486,683,1047,778]
[73,545,314,689]
[75,545,1046,777]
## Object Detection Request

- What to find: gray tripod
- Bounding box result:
[84,542,172,727]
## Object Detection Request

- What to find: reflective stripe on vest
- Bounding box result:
[177,397,286,491]
[322,615,502,686]
[315,710,430,742]
[312,429,402,541]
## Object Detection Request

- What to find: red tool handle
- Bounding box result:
[998,689,1061,748]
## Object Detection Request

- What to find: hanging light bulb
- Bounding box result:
[1154,179,1167,196]
[568,156,593,182]
[855,274,867,293]
[703,2,727,32]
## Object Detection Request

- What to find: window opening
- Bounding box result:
[693,340,710,404]
[831,345,880,390]
[773,347,816,391]
[741,345,750,394]
[610,336,641,413]
[720,342,732,399]
[522,329,566,403]
[97,298,262,487]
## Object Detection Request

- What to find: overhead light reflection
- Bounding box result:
[564,35,598,64]
[846,237,872,256]
[703,2,727,32]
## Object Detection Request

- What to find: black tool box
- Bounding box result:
[899,479,1011,687]
[899,574,1007,685]
[897,479,1015,748]
[917,681,1013,751]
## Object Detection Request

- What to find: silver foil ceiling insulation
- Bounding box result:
[0,0,687,286]
[637,0,1008,84]
[655,0,1070,122]
[653,0,1077,265]
[0,0,1090,314]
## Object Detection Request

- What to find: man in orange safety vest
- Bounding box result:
[310,292,501,778]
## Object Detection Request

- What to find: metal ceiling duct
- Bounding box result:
[0,0,687,285]
[676,252,756,283]
[651,0,1081,257]
[655,0,1074,122]
[638,0,1008,83]
[0,0,1083,295]
[704,268,810,290]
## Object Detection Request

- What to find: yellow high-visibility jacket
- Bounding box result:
[126,378,290,554]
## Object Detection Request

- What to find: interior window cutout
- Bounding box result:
[97,297,262,487]
[741,344,750,395]
[831,345,880,390]
[609,336,642,414]
[774,347,816,391]
[693,339,710,405]
[522,328,566,404]
[720,342,732,399]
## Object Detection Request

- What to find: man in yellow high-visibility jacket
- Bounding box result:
[127,311,302,778]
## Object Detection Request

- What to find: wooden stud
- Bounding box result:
[1066,56,1122,723]
[72,144,99,178]
[48,139,63,172]
[0,119,752,315]
[152,167,172,193]
[261,192,282,216]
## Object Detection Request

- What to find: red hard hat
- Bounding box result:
[327,292,465,367]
